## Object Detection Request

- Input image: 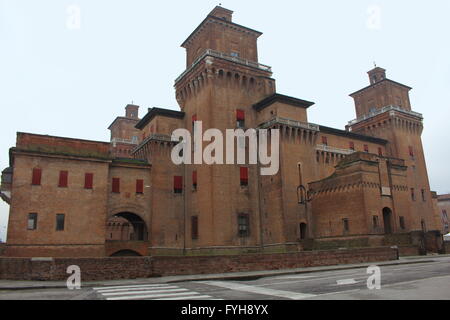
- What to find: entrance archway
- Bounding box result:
[107,212,148,241]
[111,250,142,257]
[383,208,393,234]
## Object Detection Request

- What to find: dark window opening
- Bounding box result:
[28,213,37,230]
[238,214,250,237]
[399,217,406,230]
[343,219,350,233]
[191,216,199,240]
[56,214,65,231]
[192,171,197,191]
[373,216,379,228]
[300,223,307,240]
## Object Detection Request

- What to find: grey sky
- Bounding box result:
[1,0,449,241]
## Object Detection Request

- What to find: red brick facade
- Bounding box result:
[0,6,444,258]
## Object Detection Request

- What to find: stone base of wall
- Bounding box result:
[0,247,398,281]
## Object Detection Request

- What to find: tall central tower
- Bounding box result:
[174,6,276,249]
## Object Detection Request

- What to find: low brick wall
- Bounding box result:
[151,247,398,277]
[0,247,397,281]
[397,245,420,257]
[445,242,450,254]
[0,257,153,281]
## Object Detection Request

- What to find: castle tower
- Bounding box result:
[348,67,438,233]
[108,104,142,158]
[174,6,277,249]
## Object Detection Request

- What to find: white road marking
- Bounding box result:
[154,295,214,301]
[101,288,189,297]
[97,286,178,293]
[200,281,316,300]
[106,291,203,301]
[94,283,216,301]
[93,284,171,290]
[336,279,359,285]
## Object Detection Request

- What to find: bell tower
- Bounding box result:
[348,67,438,233]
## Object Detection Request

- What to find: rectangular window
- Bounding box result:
[85,173,94,189]
[409,146,414,157]
[411,188,415,201]
[192,171,197,190]
[58,171,68,188]
[399,217,406,230]
[238,214,250,237]
[364,145,369,153]
[236,110,245,128]
[112,178,120,193]
[32,168,42,186]
[27,213,37,230]
[136,179,144,194]
[343,219,350,233]
[373,216,379,228]
[322,136,328,146]
[349,142,355,151]
[421,189,426,202]
[378,148,383,156]
[191,216,199,240]
[174,176,183,194]
[56,214,65,231]
[240,167,249,187]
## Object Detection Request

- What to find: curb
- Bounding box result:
[0,259,436,291]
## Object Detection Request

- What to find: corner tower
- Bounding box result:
[348,67,438,234]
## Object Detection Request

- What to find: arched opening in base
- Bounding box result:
[106,212,148,241]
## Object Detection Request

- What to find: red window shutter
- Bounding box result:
[192,171,197,186]
[322,136,328,145]
[409,146,414,157]
[240,167,249,185]
[32,168,42,186]
[378,148,383,156]
[136,179,144,194]
[58,171,68,188]
[174,176,183,192]
[85,173,93,189]
[364,145,369,153]
[112,178,120,193]
[349,142,355,150]
[192,114,198,122]
[236,110,245,121]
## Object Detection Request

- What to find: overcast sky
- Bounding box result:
[0,0,449,241]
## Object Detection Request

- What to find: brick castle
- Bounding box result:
[0,6,446,257]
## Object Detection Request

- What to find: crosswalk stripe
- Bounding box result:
[97,286,177,293]
[102,288,189,297]
[154,295,213,301]
[93,284,171,291]
[105,291,203,301]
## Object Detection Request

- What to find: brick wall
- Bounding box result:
[0,244,5,256]
[0,247,397,281]
[445,242,450,254]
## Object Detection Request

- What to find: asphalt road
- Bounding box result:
[1,256,450,300]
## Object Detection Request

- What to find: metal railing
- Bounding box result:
[175,49,272,84]
[259,117,320,131]
[316,144,356,155]
[348,105,423,126]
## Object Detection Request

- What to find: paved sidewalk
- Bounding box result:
[0,254,446,291]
